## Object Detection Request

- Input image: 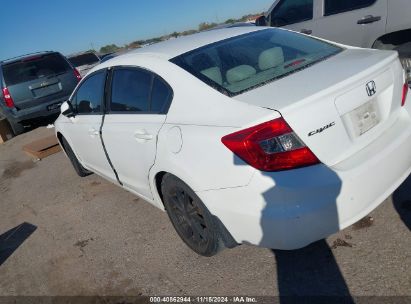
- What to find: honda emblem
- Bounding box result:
[366,81,377,97]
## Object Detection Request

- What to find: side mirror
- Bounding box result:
[61,101,75,118]
[255,15,267,26]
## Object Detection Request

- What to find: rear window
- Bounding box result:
[68,53,100,67]
[171,29,342,96]
[2,53,72,86]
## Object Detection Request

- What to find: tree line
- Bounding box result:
[97,13,263,54]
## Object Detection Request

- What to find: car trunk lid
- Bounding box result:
[234,48,405,166]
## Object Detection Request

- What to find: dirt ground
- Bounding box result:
[0,127,410,298]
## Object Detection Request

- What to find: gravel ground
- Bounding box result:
[0,127,410,298]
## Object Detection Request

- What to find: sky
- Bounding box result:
[1,0,273,60]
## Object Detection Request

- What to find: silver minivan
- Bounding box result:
[0,51,81,135]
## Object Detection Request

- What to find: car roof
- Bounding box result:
[107,27,265,64]
[0,51,56,65]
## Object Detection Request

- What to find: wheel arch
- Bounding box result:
[56,132,65,152]
[151,170,238,249]
[151,169,201,209]
[154,171,168,206]
[373,28,411,51]
[56,131,84,165]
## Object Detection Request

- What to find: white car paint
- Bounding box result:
[63,114,116,181]
[102,114,167,199]
[55,27,411,250]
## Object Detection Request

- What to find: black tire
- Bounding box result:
[8,120,25,136]
[161,174,224,257]
[61,136,93,177]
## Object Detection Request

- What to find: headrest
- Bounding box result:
[226,65,256,84]
[258,47,284,71]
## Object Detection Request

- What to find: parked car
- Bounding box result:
[68,52,100,77]
[0,51,81,135]
[99,53,117,63]
[256,0,411,80]
[56,27,410,256]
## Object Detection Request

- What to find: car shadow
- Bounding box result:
[0,222,37,266]
[258,166,353,302]
[392,174,411,231]
[23,113,60,133]
[232,153,353,301]
[272,241,353,303]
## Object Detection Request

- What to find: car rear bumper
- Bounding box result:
[197,110,411,250]
[4,96,68,123]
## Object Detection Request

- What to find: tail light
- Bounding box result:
[73,68,82,81]
[402,83,409,107]
[1,87,15,108]
[221,118,320,172]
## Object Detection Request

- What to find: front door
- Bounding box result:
[65,70,116,181]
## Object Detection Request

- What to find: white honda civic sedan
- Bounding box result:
[56,27,411,256]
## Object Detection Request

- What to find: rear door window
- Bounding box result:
[71,71,106,114]
[110,68,172,113]
[271,0,314,27]
[151,77,173,113]
[111,69,151,112]
[2,53,72,86]
[324,0,377,16]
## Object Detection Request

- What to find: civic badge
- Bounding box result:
[366,81,377,97]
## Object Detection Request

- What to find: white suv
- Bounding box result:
[258,0,411,77]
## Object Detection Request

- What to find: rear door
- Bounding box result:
[1,53,78,110]
[102,67,172,199]
[315,0,387,48]
[268,0,318,35]
[64,69,116,180]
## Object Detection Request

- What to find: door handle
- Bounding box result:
[134,130,153,142]
[357,15,381,25]
[88,128,100,137]
[300,29,312,35]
